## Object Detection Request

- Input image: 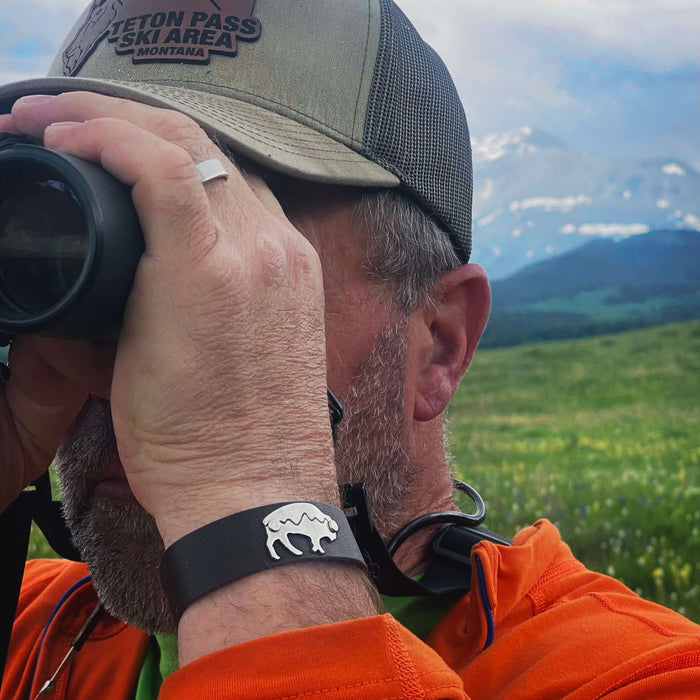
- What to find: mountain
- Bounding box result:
[481,229,700,347]
[471,126,700,280]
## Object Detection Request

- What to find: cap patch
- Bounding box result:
[62,0,261,75]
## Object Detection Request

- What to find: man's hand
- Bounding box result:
[0,336,114,511]
[2,91,338,538]
[1,93,379,665]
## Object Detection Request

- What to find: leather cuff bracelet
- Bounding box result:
[160,501,367,622]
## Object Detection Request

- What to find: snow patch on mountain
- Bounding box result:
[509,195,591,213]
[577,223,650,237]
[683,213,700,230]
[662,163,686,176]
[473,127,534,163]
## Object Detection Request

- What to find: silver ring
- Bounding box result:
[196,158,229,185]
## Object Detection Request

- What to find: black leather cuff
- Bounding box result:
[160,501,367,622]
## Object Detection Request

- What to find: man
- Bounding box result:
[0,1,698,698]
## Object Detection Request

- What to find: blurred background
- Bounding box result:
[2,0,698,619]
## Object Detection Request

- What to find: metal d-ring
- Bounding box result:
[386,478,486,557]
[1,334,13,382]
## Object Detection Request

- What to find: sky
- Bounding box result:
[1,0,699,166]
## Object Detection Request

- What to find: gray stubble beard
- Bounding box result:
[56,402,175,634]
[55,316,414,635]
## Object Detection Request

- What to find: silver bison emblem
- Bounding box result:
[262,503,339,560]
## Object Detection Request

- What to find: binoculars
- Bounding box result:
[0,133,144,340]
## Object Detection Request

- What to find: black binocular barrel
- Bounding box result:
[0,135,143,339]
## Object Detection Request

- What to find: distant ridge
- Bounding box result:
[481,229,700,347]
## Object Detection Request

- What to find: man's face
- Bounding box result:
[55,185,418,634]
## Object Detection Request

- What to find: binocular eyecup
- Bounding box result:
[0,133,144,341]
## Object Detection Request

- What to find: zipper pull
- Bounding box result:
[34,603,104,699]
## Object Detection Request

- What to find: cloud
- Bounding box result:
[400,0,700,72]
[1,1,86,79]
[0,0,697,162]
[398,0,700,143]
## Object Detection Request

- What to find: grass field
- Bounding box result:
[26,321,700,621]
[449,320,700,621]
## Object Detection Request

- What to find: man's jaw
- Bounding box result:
[56,395,176,634]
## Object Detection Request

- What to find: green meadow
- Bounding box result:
[26,321,699,621]
[449,320,700,622]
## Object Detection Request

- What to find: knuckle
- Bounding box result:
[52,90,90,109]
[259,233,289,278]
[151,109,207,148]
[207,252,245,297]
[131,143,205,222]
[256,229,322,291]
[161,142,198,182]
[133,142,197,198]
[83,116,124,135]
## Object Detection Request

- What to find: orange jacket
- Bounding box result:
[5,520,699,699]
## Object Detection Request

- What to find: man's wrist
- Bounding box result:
[146,443,339,547]
[176,562,381,666]
[160,501,367,622]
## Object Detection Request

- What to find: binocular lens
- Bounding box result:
[0,165,88,316]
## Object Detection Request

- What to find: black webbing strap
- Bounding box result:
[343,483,510,598]
[160,502,367,622]
[0,473,80,691]
[0,490,35,689]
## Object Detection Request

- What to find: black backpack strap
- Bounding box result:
[0,489,37,689]
[344,483,431,596]
[0,473,81,691]
[419,523,511,594]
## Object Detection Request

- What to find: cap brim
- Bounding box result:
[0,77,400,188]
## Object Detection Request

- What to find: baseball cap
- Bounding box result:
[0,0,473,262]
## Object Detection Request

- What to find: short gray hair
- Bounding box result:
[355,189,462,312]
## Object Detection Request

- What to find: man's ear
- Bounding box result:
[413,263,491,422]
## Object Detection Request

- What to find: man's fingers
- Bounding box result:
[43,117,218,262]
[13,92,318,305]
[13,91,209,155]
[0,337,114,508]
[13,91,287,244]
[0,114,19,133]
[8,337,115,402]
[12,91,255,200]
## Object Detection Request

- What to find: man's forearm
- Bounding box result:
[176,563,380,666]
